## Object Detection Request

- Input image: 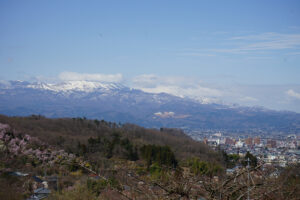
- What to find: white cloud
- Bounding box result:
[286,89,300,100]
[229,32,300,52]
[131,74,223,103]
[132,76,300,112]
[59,71,123,82]
[185,32,300,56]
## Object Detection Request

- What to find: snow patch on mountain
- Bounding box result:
[26,81,125,93]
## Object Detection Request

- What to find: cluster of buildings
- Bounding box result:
[188,131,300,168]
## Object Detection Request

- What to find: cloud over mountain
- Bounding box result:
[17,72,300,112]
[287,89,300,100]
[131,74,222,103]
[59,72,123,83]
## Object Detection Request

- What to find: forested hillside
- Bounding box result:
[0,114,220,162]
[0,115,224,199]
[0,115,299,200]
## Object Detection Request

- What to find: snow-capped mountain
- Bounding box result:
[26,81,125,93]
[0,80,125,93]
[0,80,300,133]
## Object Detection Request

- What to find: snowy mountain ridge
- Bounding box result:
[0,80,300,133]
[0,80,125,93]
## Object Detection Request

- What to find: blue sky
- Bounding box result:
[1,0,300,111]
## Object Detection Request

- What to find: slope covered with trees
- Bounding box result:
[0,114,220,162]
[0,115,299,200]
[0,114,226,199]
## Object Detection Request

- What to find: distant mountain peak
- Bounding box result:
[25,80,125,93]
[0,79,299,133]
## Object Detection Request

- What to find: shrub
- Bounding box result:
[140,144,177,168]
[87,179,108,196]
[188,157,223,177]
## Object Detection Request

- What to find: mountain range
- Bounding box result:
[0,80,300,133]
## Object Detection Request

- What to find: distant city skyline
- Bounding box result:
[1,0,300,112]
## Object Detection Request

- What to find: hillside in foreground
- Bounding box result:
[0,115,299,200]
